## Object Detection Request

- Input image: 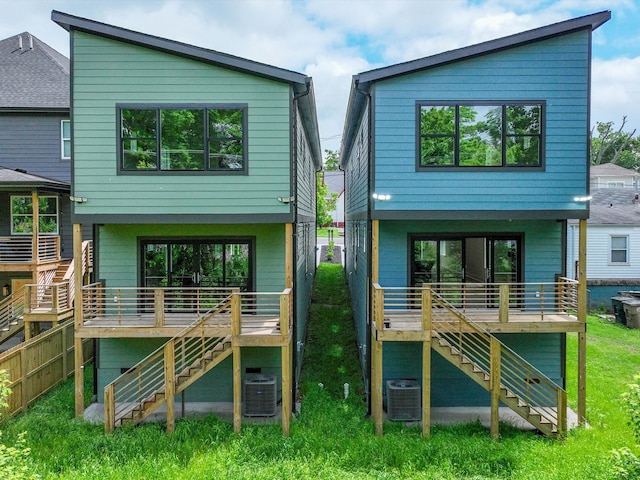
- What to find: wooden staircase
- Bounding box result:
[429,292,567,438]
[105,296,234,431]
[0,286,25,344]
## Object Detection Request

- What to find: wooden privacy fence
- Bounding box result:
[0,320,94,417]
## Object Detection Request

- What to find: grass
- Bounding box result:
[2,266,640,478]
[316,227,338,239]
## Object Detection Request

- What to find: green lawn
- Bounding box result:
[2,264,640,479]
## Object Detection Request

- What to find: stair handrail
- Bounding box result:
[0,286,26,333]
[104,292,234,431]
[428,289,567,434]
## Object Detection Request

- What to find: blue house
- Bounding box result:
[340,11,610,438]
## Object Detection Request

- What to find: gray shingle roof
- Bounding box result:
[0,166,69,191]
[587,188,640,225]
[323,170,344,195]
[0,32,69,110]
[591,163,637,177]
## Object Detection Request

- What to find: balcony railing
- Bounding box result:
[80,284,291,332]
[378,278,579,323]
[0,236,60,264]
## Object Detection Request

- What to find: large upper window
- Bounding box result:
[11,196,59,235]
[119,105,247,173]
[418,102,543,169]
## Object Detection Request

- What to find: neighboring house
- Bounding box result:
[53,11,321,433]
[340,11,609,438]
[0,32,82,339]
[590,163,638,190]
[322,170,345,227]
[567,188,640,309]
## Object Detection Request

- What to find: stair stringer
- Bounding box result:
[430,332,559,437]
[116,337,233,427]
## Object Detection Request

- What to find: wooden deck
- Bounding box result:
[381,309,584,336]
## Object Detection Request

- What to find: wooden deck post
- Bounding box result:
[281,290,291,435]
[154,289,165,327]
[372,285,383,436]
[557,388,567,438]
[231,292,242,433]
[577,217,587,426]
[490,337,501,441]
[164,342,175,434]
[285,223,293,289]
[73,223,84,417]
[498,284,509,323]
[31,191,39,266]
[104,383,115,434]
[371,220,379,284]
[422,287,432,437]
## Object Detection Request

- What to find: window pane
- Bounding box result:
[123,139,157,170]
[12,216,33,233]
[62,120,70,137]
[612,236,627,249]
[38,197,57,215]
[459,105,502,166]
[420,106,455,166]
[63,140,71,158]
[506,105,540,134]
[160,109,205,170]
[11,196,33,214]
[122,109,157,170]
[209,109,244,170]
[506,136,539,165]
[612,250,627,263]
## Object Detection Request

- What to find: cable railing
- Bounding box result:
[0,236,60,263]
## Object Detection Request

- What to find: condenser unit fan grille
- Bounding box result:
[386,379,421,421]
[244,374,277,417]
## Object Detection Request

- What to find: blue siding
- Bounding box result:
[372,31,590,215]
[0,114,70,183]
[383,334,562,407]
[378,219,564,287]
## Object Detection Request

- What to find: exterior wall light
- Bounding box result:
[277,196,295,204]
[372,193,391,201]
[573,195,592,202]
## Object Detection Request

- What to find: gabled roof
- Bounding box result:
[0,32,69,111]
[340,10,611,164]
[51,10,322,167]
[591,163,637,177]
[0,167,69,191]
[323,170,344,195]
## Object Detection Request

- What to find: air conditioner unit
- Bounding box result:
[386,379,421,421]
[244,374,277,417]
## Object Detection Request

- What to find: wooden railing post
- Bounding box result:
[231,291,242,433]
[490,337,501,441]
[73,223,84,417]
[280,289,292,436]
[498,284,509,323]
[52,284,60,313]
[104,384,115,433]
[372,284,384,436]
[154,289,165,327]
[557,388,567,438]
[421,287,432,437]
[23,285,32,314]
[164,342,176,433]
[577,217,587,426]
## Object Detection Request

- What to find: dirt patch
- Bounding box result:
[320,245,342,264]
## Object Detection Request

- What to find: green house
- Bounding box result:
[53,11,321,433]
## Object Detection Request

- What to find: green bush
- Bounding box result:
[611,447,640,480]
[0,370,39,480]
[622,374,640,440]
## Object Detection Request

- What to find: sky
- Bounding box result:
[1,0,638,155]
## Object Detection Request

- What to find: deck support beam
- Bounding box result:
[73,223,84,417]
[577,218,587,426]
[164,342,175,433]
[422,288,431,437]
[232,292,242,433]
[490,338,501,441]
[372,285,383,435]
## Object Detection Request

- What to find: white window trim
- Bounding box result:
[61,119,71,160]
[609,235,629,265]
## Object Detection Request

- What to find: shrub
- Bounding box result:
[622,374,640,440]
[611,447,640,480]
[0,370,39,480]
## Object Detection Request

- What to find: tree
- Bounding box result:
[316,150,340,227]
[591,116,639,169]
[324,149,339,171]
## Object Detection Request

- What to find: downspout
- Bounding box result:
[290,79,313,412]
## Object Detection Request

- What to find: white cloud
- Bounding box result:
[592,57,640,133]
